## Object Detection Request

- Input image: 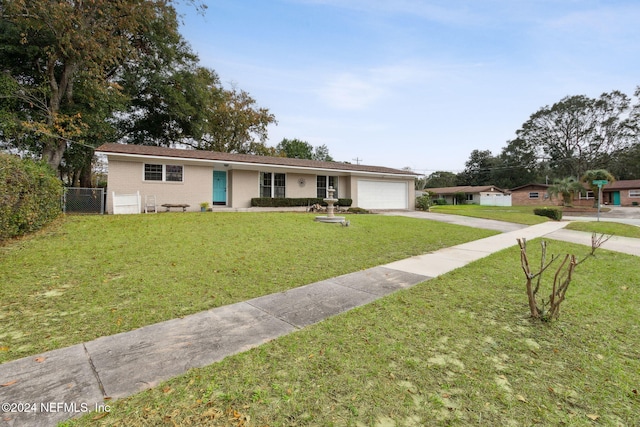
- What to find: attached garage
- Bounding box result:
[357,180,408,209]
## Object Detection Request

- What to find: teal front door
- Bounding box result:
[213,171,227,205]
[613,191,621,206]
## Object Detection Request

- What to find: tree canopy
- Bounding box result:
[515,91,635,178]
[0,0,277,185]
[547,177,585,206]
[275,138,334,161]
[455,88,640,189]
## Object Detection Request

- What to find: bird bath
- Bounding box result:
[315,186,345,223]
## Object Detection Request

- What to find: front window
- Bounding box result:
[165,165,183,182]
[144,164,163,181]
[144,164,183,182]
[274,173,286,197]
[630,190,640,198]
[317,176,338,198]
[529,192,539,199]
[579,191,594,200]
[260,172,286,197]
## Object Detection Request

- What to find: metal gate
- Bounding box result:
[63,187,105,214]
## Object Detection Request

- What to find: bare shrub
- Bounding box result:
[517,233,610,321]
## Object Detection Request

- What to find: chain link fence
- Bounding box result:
[63,187,105,214]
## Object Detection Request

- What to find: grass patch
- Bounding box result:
[430,205,549,225]
[65,240,640,426]
[0,212,496,363]
[565,221,640,239]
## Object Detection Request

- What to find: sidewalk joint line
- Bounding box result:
[83,343,107,398]
[245,301,302,330]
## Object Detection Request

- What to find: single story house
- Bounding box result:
[424,185,511,206]
[509,184,554,206]
[96,143,417,213]
[601,179,640,206]
[510,180,640,207]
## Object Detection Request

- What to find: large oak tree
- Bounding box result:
[513,91,635,179]
[0,0,187,170]
[1,0,277,185]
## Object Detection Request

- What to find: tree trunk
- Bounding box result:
[42,138,67,172]
[79,160,93,188]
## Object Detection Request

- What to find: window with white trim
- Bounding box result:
[317,176,338,198]
[529,192,539,199]
[629,190,640,198]
[144,164,183,182]
[260,172,286,198]
[579,191,594,200]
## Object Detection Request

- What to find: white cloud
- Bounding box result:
[317,63,423,110]
[319,73,384,110]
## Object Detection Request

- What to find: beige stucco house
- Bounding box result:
[96,143,417,214]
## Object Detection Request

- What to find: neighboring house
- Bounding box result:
[96,143,417,213]
[510,184,554,206]
[511,180,640,207]
[600,179,640,206]
[425,185,511,206]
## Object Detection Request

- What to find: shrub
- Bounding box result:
[250,197,353,208]
[347,207,370,214]
[433,198,447,205]
[0,153,63,241]
[415,193,431,211]
[533,207,562,221]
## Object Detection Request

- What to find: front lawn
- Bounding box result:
[66,239,640,426]
[0,212,496,363]
[565,221,640,239]
[429,205,549,225]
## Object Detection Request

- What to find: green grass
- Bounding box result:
[565,221,640,238]
[0,212,497,363]
[65,240,640,426]
[430,205,550,225]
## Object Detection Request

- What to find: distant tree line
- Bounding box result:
[419,88,640,190]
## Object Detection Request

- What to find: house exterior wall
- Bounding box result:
[106,158,213,213]
[338,176,351,201]
[407,182,416,210]
[511,186,557,206]
[228,169,258,208]
[286,173,317,198]
[620,189,640,206]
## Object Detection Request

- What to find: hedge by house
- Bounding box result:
[251,197,353,208]
[0,153,63,241]
[533,207,563,221]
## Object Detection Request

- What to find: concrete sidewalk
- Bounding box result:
[1,218,638,427]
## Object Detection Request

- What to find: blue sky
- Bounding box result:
[176,0,640,173]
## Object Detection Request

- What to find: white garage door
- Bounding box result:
[357,180,408,209]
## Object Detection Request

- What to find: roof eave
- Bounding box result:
[97,150,417,178]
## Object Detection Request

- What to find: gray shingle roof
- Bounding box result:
[96,143,416,176]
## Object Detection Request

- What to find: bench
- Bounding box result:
[161,203,190,212]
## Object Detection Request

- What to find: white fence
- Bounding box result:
[480,194,512,207]
[112,191,140,214]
